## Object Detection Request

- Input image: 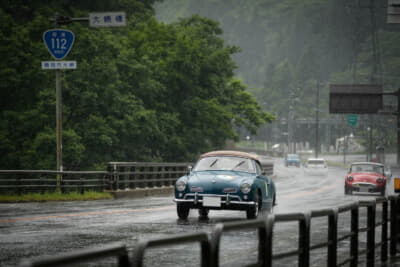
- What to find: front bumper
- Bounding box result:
[351,182,382,193]
[174,193,256,211]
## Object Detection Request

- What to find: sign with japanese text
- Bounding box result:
[42,61,77,69]
[89,12,126,27]
[43,29,75,60]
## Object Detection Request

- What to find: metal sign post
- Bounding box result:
[42,23,76,179]
[42,12,126,179]
[56,69,62,173]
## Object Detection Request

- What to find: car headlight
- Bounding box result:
[240,183,251,194]
[176,180,187,191]
[377,177,383,183]
[347,176,353,182]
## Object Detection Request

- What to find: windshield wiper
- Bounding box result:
[232,160,246,170]
[209,159,218,167]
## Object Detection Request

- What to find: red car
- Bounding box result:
[345,162,386,196]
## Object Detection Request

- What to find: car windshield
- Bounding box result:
[193,156,255,173]
[351,164,384,174]
[308,160,325,165]
[287,154,299,159]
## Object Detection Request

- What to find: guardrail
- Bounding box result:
[106,162,192,191]
[0,161,274,193]
[20,242,130,267]
[0,170,108,194]
[21,195,400,267]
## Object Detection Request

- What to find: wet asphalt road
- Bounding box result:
[0,154,397,266]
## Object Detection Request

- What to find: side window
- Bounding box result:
[256,162,263,175]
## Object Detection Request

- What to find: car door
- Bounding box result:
[255,161,272,206]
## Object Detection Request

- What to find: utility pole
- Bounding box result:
[315,81,320,158]
[397,89,400,164]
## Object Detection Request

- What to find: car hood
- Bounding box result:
[350,172,383,183]
[187,171,255,193]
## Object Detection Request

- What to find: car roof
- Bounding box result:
[200,150,261,164]
[351,162,384,167]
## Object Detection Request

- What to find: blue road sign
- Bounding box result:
[43,29,75,60]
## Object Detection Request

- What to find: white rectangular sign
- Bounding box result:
[89,12,126,27]
[387,0,400,23]
[42,61,77,70]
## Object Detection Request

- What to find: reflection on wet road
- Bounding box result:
[0,155,396,266]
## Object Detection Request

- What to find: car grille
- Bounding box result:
[223,188,237,193]
[190,186,204,192]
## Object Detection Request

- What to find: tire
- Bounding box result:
[344,184,353,195]
[198,208,209,218]
[246,192,261,219]
[380,185,386,196]
[177,204,189,219]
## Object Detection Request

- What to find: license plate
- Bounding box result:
[203,196,221,207]
[359,186,369,192]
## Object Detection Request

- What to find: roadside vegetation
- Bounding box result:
[0,191,113,203]
[1,1,273,172]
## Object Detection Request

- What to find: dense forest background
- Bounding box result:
[155,0,400,149]
[2,0,400,171]
[0,0,273,170]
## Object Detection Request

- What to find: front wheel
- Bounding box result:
[177,204,189,219]
[198,208,209,218]
[246,192,261,219]
[344,184,352,195]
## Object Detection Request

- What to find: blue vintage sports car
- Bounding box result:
[284,153,301,167]
[174,150,276,219]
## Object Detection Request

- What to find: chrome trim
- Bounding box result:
[351,182,377,188]
[183,193,243,201]
[174,198,256,206]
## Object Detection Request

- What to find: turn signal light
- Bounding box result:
[395,178,400,193]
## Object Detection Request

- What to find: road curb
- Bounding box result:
[106,186,174,199]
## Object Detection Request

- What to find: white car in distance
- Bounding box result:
[304,158,328,175]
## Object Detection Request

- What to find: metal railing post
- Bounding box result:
[112,164,118,190]
[382,199,388,262]
[298,212,311,267]
[265,214,275,267]
[390,196,398,256]
[366,201,376,267]
[327,208,338,267]
[210,224,223,267]
[350,203,359,267]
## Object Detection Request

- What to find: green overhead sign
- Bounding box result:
[347,114,359,127]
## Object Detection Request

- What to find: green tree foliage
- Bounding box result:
[156,0,400,148]
[155,0,398,113]
[0,0,272,170]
